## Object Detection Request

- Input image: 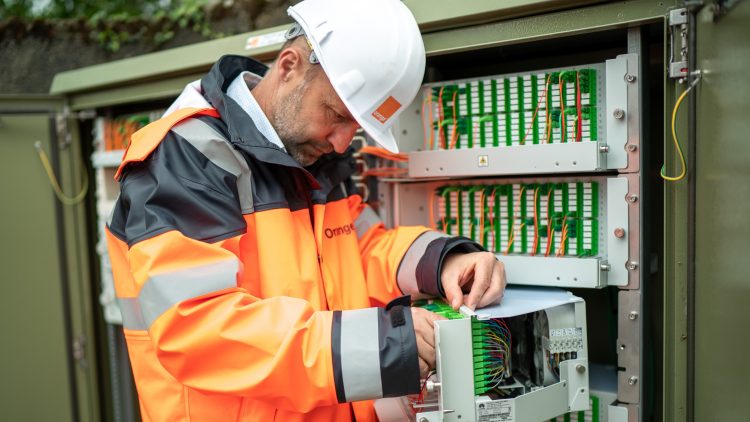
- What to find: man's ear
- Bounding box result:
[276,45,306,84]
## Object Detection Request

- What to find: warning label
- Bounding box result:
[476,399,514,422]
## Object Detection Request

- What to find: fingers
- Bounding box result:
[415,330,435,368]
[441,254,465,309]
[478,259,506,308]
[411,308,445,375]
[465,252,495,310]
[419,357,430,378]
[444,278,465,310]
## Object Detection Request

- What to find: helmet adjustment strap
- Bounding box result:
[285,23,319,65]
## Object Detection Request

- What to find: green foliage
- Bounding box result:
[0,0,215,52]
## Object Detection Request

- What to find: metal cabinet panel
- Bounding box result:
[694,2,750,421]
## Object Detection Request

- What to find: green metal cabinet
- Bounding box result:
[0,96,100,421]
[693,2,750,421]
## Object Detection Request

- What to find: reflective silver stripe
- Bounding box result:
[340,308,383,401]
[354,206,382,239]
[117,297,147,330]
[139,259,239,328]
[396,231,449,295]
[171,119,254,214]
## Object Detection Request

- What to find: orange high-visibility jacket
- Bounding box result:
[106,55,481,421]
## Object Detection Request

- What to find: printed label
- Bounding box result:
[245,30,288,50]
[477,399,514,422]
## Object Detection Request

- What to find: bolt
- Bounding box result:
[629,311,639,320]
[420,418,429,422]
[627,261,639,271]
[613,108,625,119]
[599,144,610,153]
[625,74,637,83]
[614,228,626,238]
[600,263,611,272]
[576,364,586,373]
[627,194,638,203]
[628,376,638,386]
[626,144,638,152]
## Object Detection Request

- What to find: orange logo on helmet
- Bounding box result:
[371,96,401,124]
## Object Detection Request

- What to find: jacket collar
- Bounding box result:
[201,55,355,191]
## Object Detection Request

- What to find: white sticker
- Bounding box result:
[245,30,288,50]
[477,399,514,422]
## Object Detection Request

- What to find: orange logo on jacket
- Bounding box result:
[325,223,356,238]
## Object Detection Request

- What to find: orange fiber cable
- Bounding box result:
[504,186,526,255]
[448,90,460,149]
[531,187,540,255]
[437,87,446,149]
[559,76,566,143]
[521,75,552,145]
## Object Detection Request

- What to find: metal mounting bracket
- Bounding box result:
[668,8,688,79]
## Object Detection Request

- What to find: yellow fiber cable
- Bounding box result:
[661,79,699,182]
[34,142,89,205]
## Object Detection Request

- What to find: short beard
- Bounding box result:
[269,78,317,166]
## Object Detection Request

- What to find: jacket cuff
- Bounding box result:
[415,236,484,298]
[396,231,450,296]
[331,296,420,403]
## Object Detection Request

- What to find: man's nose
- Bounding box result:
[329,123,360,154]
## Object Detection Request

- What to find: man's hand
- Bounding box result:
[441,252,506,310]
[411,307,445,377]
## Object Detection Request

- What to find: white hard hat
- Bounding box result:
[287,0,425,153]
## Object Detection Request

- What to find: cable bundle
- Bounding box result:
[472,318,512,395]
[356,146,408,178]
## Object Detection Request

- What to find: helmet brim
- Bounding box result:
[355,117,400,153]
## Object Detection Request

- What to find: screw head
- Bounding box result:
[627,194,638,203]
[614,228,626,238]
[613,108,625,119]
[628,376,638,386]
[626,144,638,152]
[625,74,637,83]
[600,263,611,272]
[576,364,586,373]
[627,261,639,270]
[599,144,610,153]
[419,418,429,422]
[629,311,639,320]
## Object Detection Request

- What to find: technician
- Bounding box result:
[106,0,506,420]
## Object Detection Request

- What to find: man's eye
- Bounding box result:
[330,109,345,122]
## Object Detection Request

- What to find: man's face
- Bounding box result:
[269,68,360,166]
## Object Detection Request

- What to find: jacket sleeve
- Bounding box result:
[347,187,484,306]
[108,127,420,412]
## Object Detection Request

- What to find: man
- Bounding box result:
[106,0,506,420]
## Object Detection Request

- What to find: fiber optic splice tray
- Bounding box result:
[376,286,588,422]
[396,54,640,178]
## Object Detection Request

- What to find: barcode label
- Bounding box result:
[477,399,514,422]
